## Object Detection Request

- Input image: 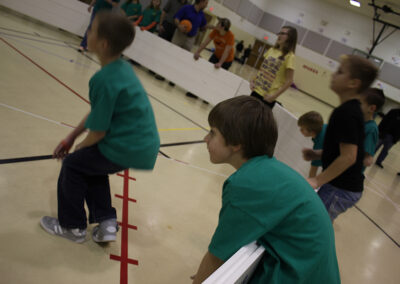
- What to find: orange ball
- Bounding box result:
[180,19,192,33]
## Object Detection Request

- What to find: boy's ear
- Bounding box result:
[369,104,377,113]
[231,144,242,153]
[349,78,362,91]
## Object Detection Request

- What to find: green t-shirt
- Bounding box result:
[209,156,340,284]
[311,124,327,167]
[94,0,119,12]
[85,59,160,169]
[364,120,378,156]
[362,120,378,172]
[121,2,142,17]
[140,8,161,32]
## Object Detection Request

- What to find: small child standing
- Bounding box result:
[40,12,160,243]
[298,111,327,177]
[359,88,385,169]
[303,55,378,221]
[121,0,142,22]
[134,0,162,33]
[193,96,340,284]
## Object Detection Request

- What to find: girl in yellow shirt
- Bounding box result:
[250,26,297,108]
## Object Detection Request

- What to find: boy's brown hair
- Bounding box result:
[361,88,385,112]
[96,12,135,56]
[208,96,278,159]
[298,111,324,134]
[342,55,378,93]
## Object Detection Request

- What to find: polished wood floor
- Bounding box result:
[0,7,399,284]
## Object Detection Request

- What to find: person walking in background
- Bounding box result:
[375,108,400,168]
[78,0,120,52]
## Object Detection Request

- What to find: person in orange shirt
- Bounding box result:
[193,17,234,70]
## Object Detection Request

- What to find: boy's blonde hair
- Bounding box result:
[298,111,323,134]
[341,55,378,93]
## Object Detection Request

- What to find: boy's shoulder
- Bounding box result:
[365,120,378,133]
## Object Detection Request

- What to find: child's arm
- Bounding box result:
[140,22,157,31]
[302,148,322,161]
[75,130,106,151]
[214,45,233,69]
[192,251,224,284]
[309,165,319,178]
[88,0,96,12]
[53,112,90,159]
[308,143,357,188]
[134,15,143,26]
[265,68,294,103]
[363,153,374,167]
[193,37,213,60]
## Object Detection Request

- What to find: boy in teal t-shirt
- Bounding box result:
[192,96,340,284]
[121,0,142,21]
[41,12,160,244]
[298,111,327,177]
[135,0,162,33]
[359,88,385,170]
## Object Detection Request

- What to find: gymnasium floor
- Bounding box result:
[1,7,399,284]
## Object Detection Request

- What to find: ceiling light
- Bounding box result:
[350,0,361,7]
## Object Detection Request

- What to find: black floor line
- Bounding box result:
[64,41,100,64]
[0,141,205,165]
[0,31,75,48]
[354,205,399,248]
[160,140,204,147]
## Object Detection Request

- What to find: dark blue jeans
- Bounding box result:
[79,9,97,49]
[209,54,233,70]
[57,145,124,229]
[375,134,394,164]
[318,183,362,221]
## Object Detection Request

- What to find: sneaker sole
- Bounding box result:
[40,219,86,243]
[92,235,116,243]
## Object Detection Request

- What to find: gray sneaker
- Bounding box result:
[92,218,118,243]
[40,216,86,243]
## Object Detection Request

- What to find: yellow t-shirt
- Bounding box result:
[254,48,295,97]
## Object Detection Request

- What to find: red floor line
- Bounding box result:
[118,222,138,230]
[115,194,137,203]
[117,173,136,181]
[121,169,134,284]
[0,37,90,104]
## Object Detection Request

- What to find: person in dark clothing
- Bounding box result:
[235,40,244,61]
[375,108,400,168]
[241,44,252,64]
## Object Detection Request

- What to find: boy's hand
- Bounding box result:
[302,148,315,161]
[264,95,275,103]
[214,62,222,69]
[193,52,200,60]
[53,137,74,160]
[249,80,255,91]
[307,177,318,189]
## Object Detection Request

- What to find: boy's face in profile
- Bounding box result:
[330,60,353,95]
[299,126,314,138]
[359,97,374,120]
[204,127,236,164]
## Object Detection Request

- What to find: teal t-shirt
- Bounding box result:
[364,120,378,156]
[94,0,119,12]
[311,124,327,167]
[140,8,161,32]
[209,156,340,284]
[121,2,142,17]
[85,59,160,169]
[362,120,378,172]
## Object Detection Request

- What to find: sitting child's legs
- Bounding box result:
[41,145,124,242]
[318,184,362,221]
[57,145,123,229]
